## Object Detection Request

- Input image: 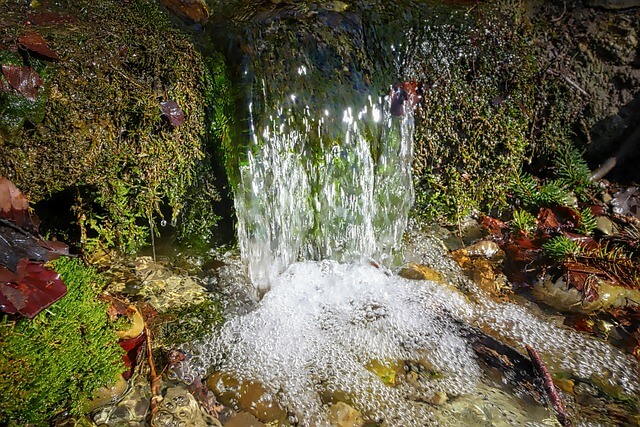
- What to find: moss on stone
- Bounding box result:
[0,257,124,425]
[407,1,577,223]
[0,0,222,253]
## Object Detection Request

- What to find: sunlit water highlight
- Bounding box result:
[235,95,414,288]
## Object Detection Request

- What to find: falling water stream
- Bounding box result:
[183,2,640,426]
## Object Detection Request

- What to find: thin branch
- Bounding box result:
[525,344,572,427]
[144,322,162,419]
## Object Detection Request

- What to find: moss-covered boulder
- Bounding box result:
[0,0,222,252]
[0,257,124,425]
[403,1,577,222]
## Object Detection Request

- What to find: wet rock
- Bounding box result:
[93,374,151,426]
[206,372,286,423]
[106,256,210,313]
[532,275,640,313]
[431,392,448,405]
[366,359,404,386]
[328,402,364,427]
[457,240,501,259]
[595,215,617,235]
[160,0,209,23]
[115,305,145,340]
[88,374,128,411]
[153,385,219,427]
[586,0,640,9]
[450,245,510,299]
[398,262,443,282]
[223,411,264,427]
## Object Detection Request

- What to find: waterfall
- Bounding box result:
[183,4,640,426]
[234,94,414,287]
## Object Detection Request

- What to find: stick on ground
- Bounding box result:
[526,344,572,427]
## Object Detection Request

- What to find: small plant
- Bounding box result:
[542,236,583,260]
[577,207,598,236]
[509,172,571,208]
[511,209,537,235]
[555,148,593,201]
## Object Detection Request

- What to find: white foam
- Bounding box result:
[186,255,640,426]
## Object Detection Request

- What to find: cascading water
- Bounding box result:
[235,95,414,287]
[184,2,640,426]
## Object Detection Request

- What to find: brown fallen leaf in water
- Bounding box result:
[18,32,59,60]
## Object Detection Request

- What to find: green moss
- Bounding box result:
[409,1,578,223]
[0,257,124,425]
[0,0,223,253]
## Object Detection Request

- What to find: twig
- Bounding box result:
[561,75,589,97]
[550,1,567,23]
[144,322,162,418]
[525,344,572,427]
[591,157,616,181]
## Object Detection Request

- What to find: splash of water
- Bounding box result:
[190,4,640,425]
[186,250,640,426]
[235,94,414,287]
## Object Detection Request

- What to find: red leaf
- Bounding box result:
[119,332,146,380]
[160,100,185,126]
[25,11,77,26]
[1,65,43,101]
[0,177,30,227]
[18,32,59,60]
[0,258,67,318]
[480,215,507,236]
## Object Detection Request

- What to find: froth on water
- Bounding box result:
[185,256,640,426]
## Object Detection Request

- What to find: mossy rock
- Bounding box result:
[406,1,578,223]
[0,0,225,253]
[0,257,124,425]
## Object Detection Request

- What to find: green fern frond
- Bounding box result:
[511,209,537,235]
[577,207,597,236]
[542,236,582,259]
[554,148,593,200]
[538,180,571,207]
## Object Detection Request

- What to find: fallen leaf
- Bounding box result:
[0,178,68,271]
[0,223,49,272]
[0,177,30,227]
[25,11,77,26]
[611,187,640,218]
[480,215,508,236]
[18,32,59,60]
[1,65,43,101]
[0,258,67,318]
[119,332,146,380]
[160,100,185,126]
